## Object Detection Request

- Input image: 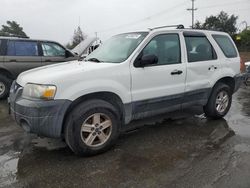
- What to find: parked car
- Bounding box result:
[245,61,250,83]
[9,26,243,156]
[0,36,98,99]
[71,37,102,60]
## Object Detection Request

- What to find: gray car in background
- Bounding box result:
[0,36,99,99]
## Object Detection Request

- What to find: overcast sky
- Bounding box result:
[0,0,249,45]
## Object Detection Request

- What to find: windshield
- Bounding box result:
[86,32,148,63]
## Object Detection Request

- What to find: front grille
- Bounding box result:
[14,82,22,93]
[10,81,23,101]
[10,81,20,94]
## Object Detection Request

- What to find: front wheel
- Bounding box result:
[64,99,121,156]
[204,83,232,119]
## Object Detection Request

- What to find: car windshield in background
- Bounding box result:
[86,32,148,63]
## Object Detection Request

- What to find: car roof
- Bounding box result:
[115,28,229,38]
[0,36,60,44]
[149,28,228,35]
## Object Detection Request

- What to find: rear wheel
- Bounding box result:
[64,99,121,156]
[0,75,12,100]
[204,83,232,119]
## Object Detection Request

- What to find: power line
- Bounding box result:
[187,0,197,29]
[199,0,249,9]
[97,0,249,34]
[97,0,189,33]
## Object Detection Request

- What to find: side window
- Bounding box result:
[0,40,2,55]
[42,42,65,57]
[212,35,237,58]
[142,34,181,65]
[7,41,38,56]
[185,36,216,62]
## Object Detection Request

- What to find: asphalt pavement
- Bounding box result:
[1,85,250,188]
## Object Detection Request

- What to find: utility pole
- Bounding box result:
[187,0,197,29]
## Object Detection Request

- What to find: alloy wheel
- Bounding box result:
[0,82,6,96]
[215,91,229,113]
[80,113,112,147]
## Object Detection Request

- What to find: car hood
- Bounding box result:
[17,60,118,86]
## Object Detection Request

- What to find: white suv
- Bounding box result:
[9,26,243,156]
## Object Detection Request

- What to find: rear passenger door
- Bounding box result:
[40,42,72,65]
[4,40,42,77]
[183,31,220,107]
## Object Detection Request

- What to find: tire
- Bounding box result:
[0,75,12,100]
[204,83,232,119]
[64,99,121,156]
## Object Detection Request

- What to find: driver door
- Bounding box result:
[130,33,186,118]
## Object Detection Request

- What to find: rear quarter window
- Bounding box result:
[212,35,238,58]
[7,40,38,56]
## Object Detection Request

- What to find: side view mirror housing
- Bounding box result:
[138,54,158,67]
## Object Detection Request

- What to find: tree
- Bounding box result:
[194,11,238,35]
[237,29,250,51]
[0,21,28,37]
[67,26,87,49]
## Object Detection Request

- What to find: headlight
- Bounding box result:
[22,83,57,100]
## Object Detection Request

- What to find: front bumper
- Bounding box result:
[9,81,71,138]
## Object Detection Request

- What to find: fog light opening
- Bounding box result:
[20,119,31,132]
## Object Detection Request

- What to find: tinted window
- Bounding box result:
[142,34,181,65]
[7,41,38,56]
[185,36,216,62]
[212,35,237,58]
[42,42,65,57]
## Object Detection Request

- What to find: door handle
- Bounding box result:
[171,70,183,75]
[208,65,217,70]
[45,60,51,62]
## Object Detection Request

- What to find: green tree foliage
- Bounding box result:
[194,11,238,35]
[67,26,87,49]
[237,29,250,51]
[0,21,28,37]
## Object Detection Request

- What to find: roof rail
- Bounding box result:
[149,24,184,31]
[0,34,29,39]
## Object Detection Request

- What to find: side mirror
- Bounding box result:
[139,54,158,67]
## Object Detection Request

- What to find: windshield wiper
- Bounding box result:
[86,58,103,63]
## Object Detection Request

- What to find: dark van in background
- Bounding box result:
[0,36,99,99]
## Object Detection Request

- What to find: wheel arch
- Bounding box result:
[62,91,125,135]
[213,76,235,94]
[0,68,14,80]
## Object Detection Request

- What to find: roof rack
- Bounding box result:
[149,24,184,31]
[0,34,29,39]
